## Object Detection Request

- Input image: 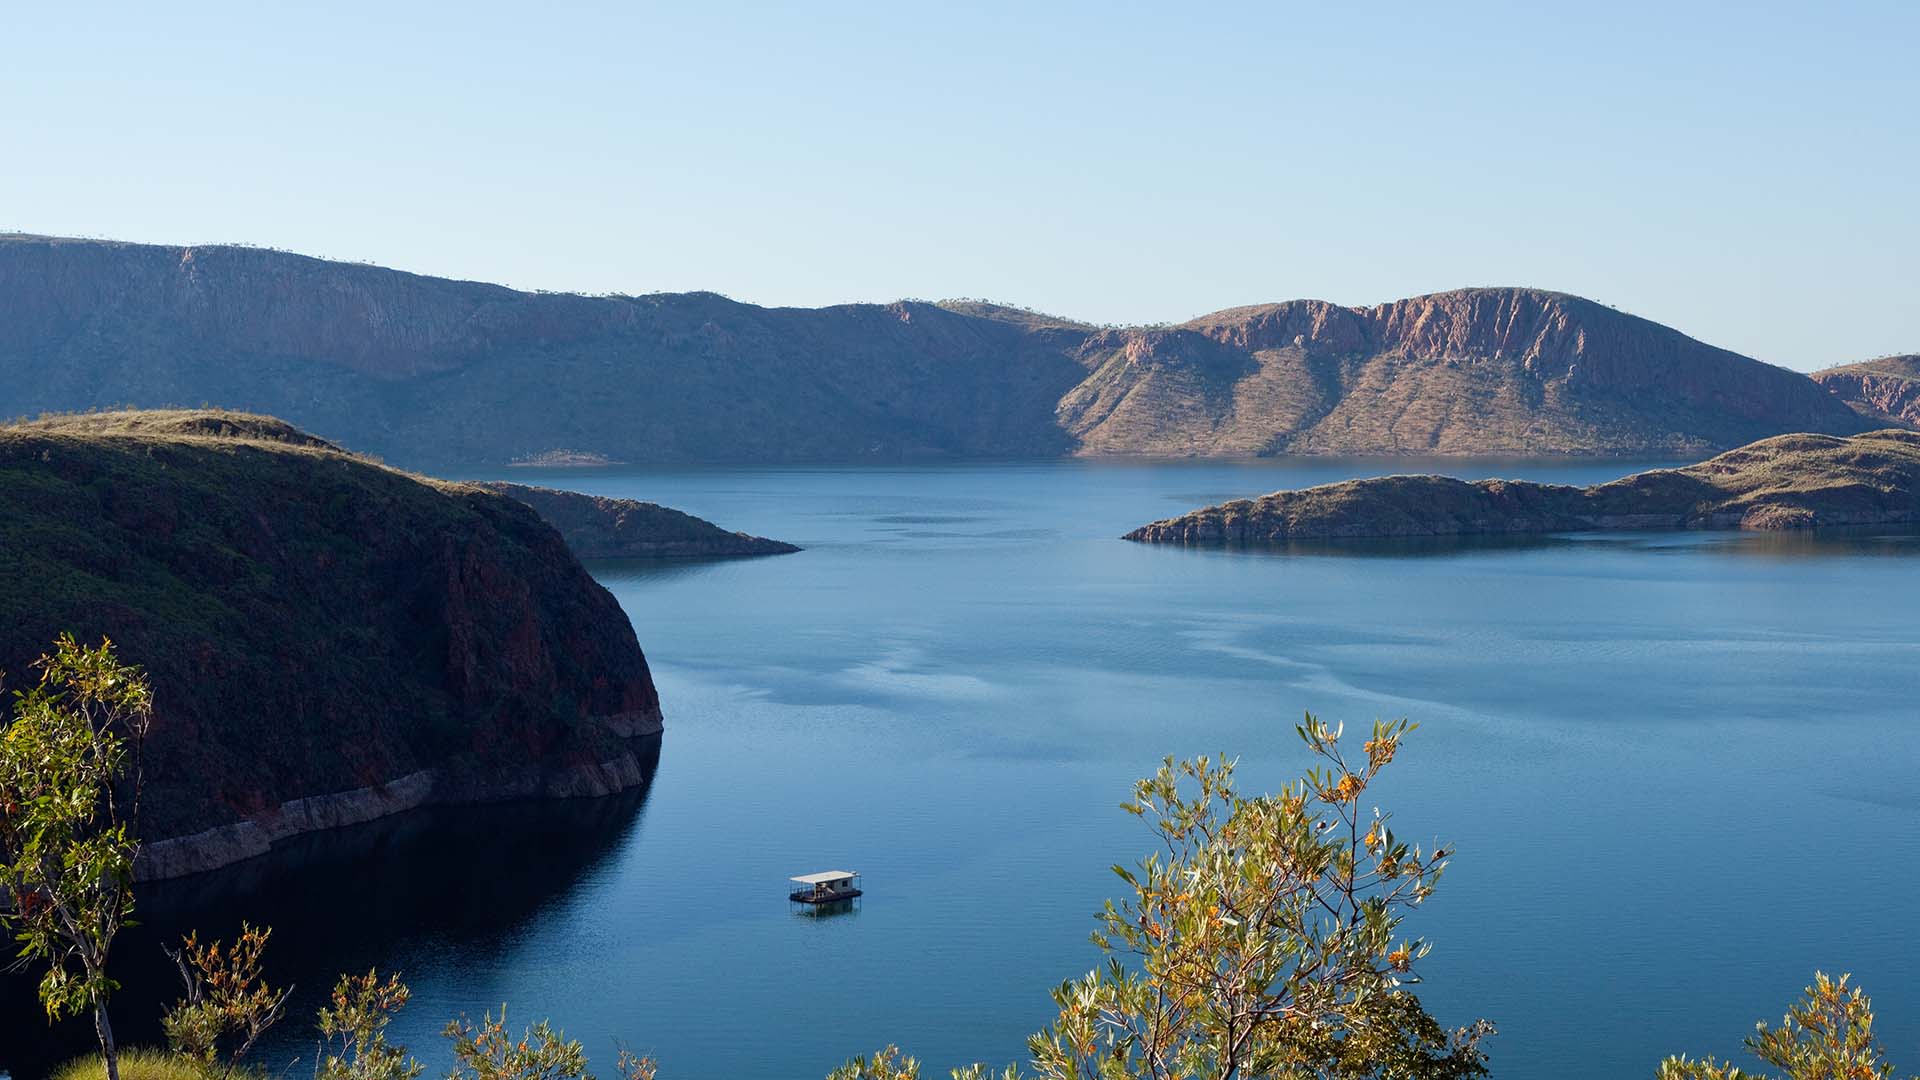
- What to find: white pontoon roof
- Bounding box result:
[790,870,858,884]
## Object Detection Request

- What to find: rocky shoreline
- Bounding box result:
[1126,430,1920,545]
[136,713,663,880]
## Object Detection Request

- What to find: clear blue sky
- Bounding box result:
[4,1,1913,371]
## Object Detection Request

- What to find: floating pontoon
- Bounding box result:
[789,869,862,904]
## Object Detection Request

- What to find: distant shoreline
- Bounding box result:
[136,725,663,882]
[509,451,625,468]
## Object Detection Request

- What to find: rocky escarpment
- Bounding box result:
[1813,356,1920,428]
[0,235,1871,465]
[0,410,663,878]
[1063,289,1868,456]
[1125,430,1920,544]
[477,481,799,558]
[0,234,1086,467]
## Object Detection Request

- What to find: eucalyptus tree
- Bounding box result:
[832,716,1491,1079]
[0,635,153,1080]
[1658,972,1908,1080]
[162,922,293,1077]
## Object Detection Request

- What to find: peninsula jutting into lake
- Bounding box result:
[1124,430,1920,544]
[0,410,782,879]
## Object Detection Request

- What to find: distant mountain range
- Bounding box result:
[0,234,1898,466]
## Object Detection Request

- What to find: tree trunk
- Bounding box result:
[95,998,120,1080]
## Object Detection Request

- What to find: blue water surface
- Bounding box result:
[10,457,1918,1078]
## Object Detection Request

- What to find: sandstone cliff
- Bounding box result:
[1064,290,1867,456]
[0,410,663,878]
[0,234,1084,467]
[1124,430,1920,544]
[0,234,1869,464]
[477,481,799,558]
[1812,356,1920,428]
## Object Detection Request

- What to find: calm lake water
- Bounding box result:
[7,458,1919,1078]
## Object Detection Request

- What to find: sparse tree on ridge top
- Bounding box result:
[0,634,153,1080]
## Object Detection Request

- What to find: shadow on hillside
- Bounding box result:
[0,739,662,1078]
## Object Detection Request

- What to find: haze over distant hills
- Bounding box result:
[0,234,1887,467]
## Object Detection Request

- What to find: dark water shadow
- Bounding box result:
[1141,524,1920,561]
[0,740,661,1079]
[869,514,988,525]
[791,898,861,919]
[1657,524,1920,559]
[583,557,740,586]
[1143,532,1601,560]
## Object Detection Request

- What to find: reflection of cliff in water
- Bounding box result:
[1,739,660,1079]
[1175,523,1920,560]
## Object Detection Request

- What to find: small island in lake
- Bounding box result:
[509,449,623,467]
[1124,429,1920,545]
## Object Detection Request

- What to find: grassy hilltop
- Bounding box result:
[0,409,662,875]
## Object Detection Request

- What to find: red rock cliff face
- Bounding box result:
[1363,290,1849,425]
[0,411,661,877]
[1813,356,1920,428]
[1179,300,1372,353]
[0,235,1866,463]
[1063,288,1866,456]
